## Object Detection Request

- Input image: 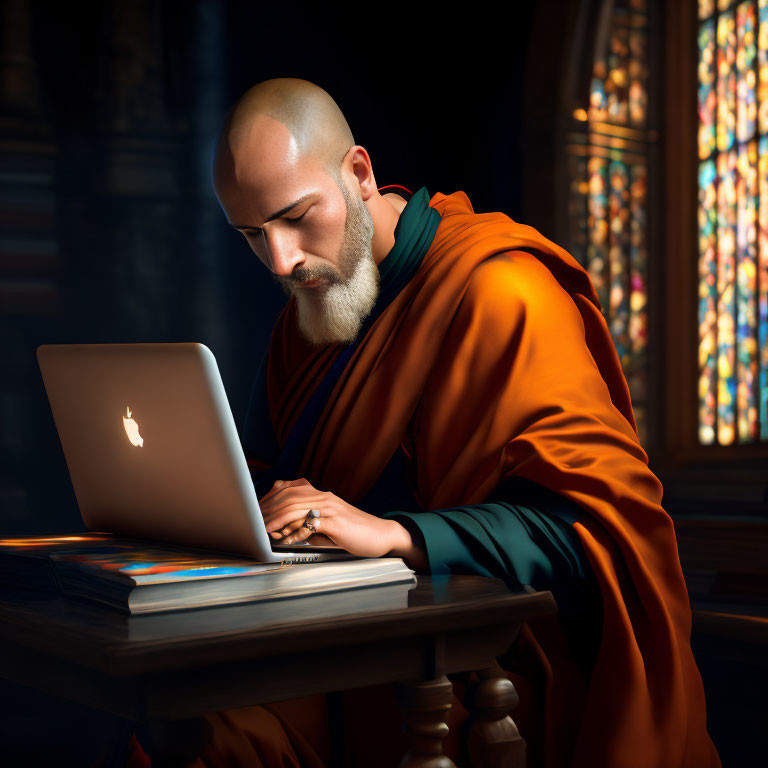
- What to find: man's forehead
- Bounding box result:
[227,115,302,185]
[217,116,332,224]
[231,159,319,206]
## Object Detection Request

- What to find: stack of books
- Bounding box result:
[0,533,416,615]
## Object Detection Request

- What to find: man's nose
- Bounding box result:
[262,228,304,276]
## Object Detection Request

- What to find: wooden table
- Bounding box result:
[0,575,556,767]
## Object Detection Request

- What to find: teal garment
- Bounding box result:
[364,456,603,677]
[379,474,597,616]
[358,447,596,616]
[376,186,441,302]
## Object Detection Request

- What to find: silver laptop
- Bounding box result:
[36,343,352,564]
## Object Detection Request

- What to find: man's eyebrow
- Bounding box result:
[230,193,315,231]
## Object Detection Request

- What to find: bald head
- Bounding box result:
[213,78,354,193]
[211,77,404,308]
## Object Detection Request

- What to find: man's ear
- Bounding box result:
[347,145,376,201]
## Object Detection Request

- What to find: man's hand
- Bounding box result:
[259,478,421,562]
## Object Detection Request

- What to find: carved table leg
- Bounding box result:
[395,675,457,768]
[464,662,525,768]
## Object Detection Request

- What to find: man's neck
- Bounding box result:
[370,191,408,266]
[383,192,407,215]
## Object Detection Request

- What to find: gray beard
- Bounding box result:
[281,182,379,346]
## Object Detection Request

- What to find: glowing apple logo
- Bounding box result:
[123,407,144,447]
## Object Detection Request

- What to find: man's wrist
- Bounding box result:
[385,519,411,552]
[386,519,428,571]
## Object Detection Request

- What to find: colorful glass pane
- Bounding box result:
[700,0,716,18]
[629,27,648,125]
[587,156,610,312]
[716,149,737,445]
[607,23,630,125]
[609,160,630,368]
[736,1,757,142]
[698,1,768,444]
[759,0,768,132]
[717,11,737,153]
[698,159,718,445]
[567,153,589,267]
[629,163,648,446]
[569,1,650,444]
[759,135,768,438]
[629,165,649,364]
[590,69,608,123]
[735,140,759,440]
[699,20,717,159]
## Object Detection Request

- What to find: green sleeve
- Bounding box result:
[382,475,597,615]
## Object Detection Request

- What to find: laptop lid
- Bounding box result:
[36,343,347,562]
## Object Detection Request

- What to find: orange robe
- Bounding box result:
[152,190,719,768]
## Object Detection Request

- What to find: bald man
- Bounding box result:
[213,77,397,347]
[212,80,436,567]
[167,79,719,768]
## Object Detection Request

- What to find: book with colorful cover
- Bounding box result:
[0,533,415,614]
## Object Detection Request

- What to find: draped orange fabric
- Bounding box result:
[260,191,720,767]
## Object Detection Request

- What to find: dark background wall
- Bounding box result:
[0,0,537,538]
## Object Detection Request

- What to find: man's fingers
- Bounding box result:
[264,509,307,533]
[270,517,306,539]
[284,518,306,535]
[264,503,329,535]
[282,514,337,545]
[281,524,312,545]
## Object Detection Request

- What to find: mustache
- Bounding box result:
[274,270,336,294]
[285,267,339,285]
[272,267,339,298]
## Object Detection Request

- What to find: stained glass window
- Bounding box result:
[697,0,768,444]
[566,0,651,445]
